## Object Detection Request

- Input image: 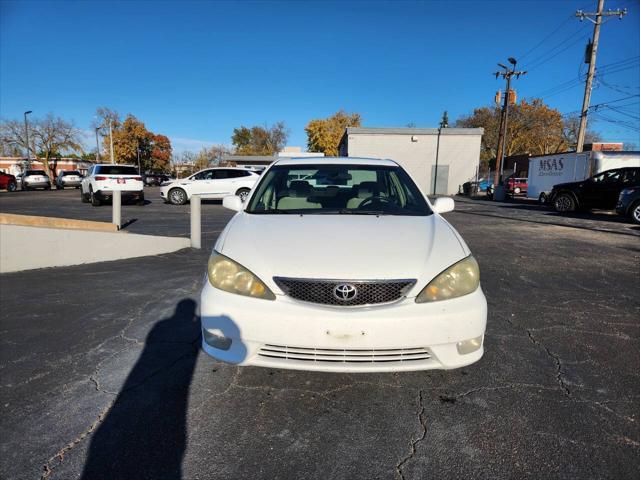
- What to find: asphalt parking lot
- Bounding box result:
[1,189,639,479]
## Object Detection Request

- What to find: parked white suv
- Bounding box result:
[160,167,259,205]
[81,164,144,206]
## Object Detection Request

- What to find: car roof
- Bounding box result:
[94,163,137,168]
[273,156,399,167]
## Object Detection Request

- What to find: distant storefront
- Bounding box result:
[0,157,93,177]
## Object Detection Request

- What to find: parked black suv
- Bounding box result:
[550,167,640,213]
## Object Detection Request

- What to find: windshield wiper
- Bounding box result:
[248,209,294,214]
[329,209,389,215]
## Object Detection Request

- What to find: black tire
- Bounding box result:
[136,193,145,206]
[45,185,51,191]
[630,201,640,225]
[236,188,251,202]
[56,185,63,190]
[90,188,101,206]
[7,181,17,192]
[553,193,576,213]
[81,188,89,203]
[168,188,187,205]
[539,192,547,205]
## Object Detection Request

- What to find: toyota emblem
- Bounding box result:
[333,283,358,301]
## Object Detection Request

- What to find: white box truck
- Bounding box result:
[527,151,640,203]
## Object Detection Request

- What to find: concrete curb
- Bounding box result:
[0,225,191,273]
[0,213,118,232]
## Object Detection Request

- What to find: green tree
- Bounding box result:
[231,122,289,155]
[305,110,362,156]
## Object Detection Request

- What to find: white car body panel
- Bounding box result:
[160,167,258,202]
[81,164,144,194]
[201,157,487,372]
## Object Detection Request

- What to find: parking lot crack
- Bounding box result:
[524,329,572,398]
[40,399,116,480]
[395,390,427,480]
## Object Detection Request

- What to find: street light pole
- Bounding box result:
[23,110,32,169]
[432,111,448,196]
[95,127,101,162]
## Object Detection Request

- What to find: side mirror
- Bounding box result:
[432,197,455,214]
[222,195,243,212]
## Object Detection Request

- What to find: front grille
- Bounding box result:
[273,277,415,306]
[258,344,431,363]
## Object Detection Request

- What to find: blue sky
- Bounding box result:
[1,0,638,153]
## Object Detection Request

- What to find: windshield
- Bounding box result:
[245,164,431,216]
[62,171,81,176]
[26,170,47,176]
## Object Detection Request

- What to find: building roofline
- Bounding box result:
[344,127,484,136]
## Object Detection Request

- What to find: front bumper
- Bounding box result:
[200,281,487,372]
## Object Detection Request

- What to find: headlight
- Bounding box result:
[415,256,480,303]
[207,251,275,300]
[621,187,637,196]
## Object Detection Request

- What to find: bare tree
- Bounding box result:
[1,114,83,177]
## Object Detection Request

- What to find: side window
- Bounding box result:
[212,170,230,180]
[193,170,214,180]
[226,170,248,178]
[623,169,639,184]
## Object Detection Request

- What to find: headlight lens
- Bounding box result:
[207,251,275,300]
[415,255,480,303]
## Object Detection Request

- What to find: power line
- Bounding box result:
[522,25,591,71]
[518,15,575,62]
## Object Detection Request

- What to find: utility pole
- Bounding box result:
[432,111,449,195]
[95,127,101,162]
[109,120,115,164]
[23,110,32,169]
[493,58,526,188]
[575,0,627,152]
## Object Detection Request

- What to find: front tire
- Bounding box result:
[7,181,17,192]
[90,188,101,206]
[539,193,547,205]
[236,188,251,202]
[168,188,187,205]
[81,188,89,203]
[553,193,576,213]
[630,201,640,225]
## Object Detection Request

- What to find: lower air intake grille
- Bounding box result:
[258,345,431,363]
[273,277,415,306]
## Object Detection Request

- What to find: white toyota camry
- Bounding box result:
[201,157,487,372]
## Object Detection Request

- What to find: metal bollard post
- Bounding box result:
[112,190,121,229]
[191,194,201,249]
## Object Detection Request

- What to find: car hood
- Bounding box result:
[553,180,584,190]
[216,213,470,296]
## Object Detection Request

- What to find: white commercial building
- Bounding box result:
[339,127,484,195]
